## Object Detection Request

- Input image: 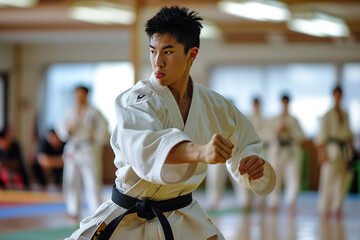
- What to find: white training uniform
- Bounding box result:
[238,113,270,208]
[316,108,353,214]
[66,74,276,240]
[56,104,109,217]
[267,113,304,208]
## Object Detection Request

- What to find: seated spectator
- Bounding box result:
[33,129,65,190]
[0,125,30,190]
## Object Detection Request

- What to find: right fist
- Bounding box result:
[200,133,234,164]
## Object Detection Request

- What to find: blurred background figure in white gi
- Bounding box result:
[205,162,244,210]
[267,94,304,215]
[56,85,109,220]
[239,97,270,211]
[316,85,354,220]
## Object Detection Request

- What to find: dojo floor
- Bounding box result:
[0,185,359,240]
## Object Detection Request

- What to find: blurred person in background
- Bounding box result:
[240,97,270,211]
[267,94,304,215]
[0,125,30,190]
[33,128,65,190]
[316,86,353,220]
[56,85,109,220]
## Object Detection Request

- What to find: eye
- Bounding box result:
[164,51,173,54]
[150,49,156,54]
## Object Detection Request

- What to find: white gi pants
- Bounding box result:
[317,160,351,213]
[206,164,243,208]
[268,147,300,208]
[63,143,103,217]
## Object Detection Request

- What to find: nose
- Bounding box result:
[154,53,165,68]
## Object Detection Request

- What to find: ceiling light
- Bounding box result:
[68,1,135,25]
[218,0,290,22]
[287,13,350,38]
[201,22,222,39]
[0,0,37,7]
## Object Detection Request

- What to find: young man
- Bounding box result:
[66,6,275,240]
[267,94,304,215]
[56,85,109,220]
[316,86,353,220]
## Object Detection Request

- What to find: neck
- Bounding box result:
[169,76,191,107]
[334,103,341,111]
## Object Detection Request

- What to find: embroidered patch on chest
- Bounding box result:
[91,222,107,240]
[136,94,146,102]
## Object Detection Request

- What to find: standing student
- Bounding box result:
[267,94,304,215]
[66,6,275,240]
[316,86,353,220]
[56,85,109,219]
[240,97,270,210]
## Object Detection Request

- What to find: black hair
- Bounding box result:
[333,85,343,95]
[253,97,261,104]
[75,85,89,94]
[281,94,290,102]
[145,6,203,53]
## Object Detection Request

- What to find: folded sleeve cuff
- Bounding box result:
[243,161,276,196]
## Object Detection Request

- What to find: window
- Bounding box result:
[342,63,360,136]
[38,62,134,138]
[209,63,337,138]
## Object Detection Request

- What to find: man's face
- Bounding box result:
[333,90,342,105]
[149,34,193,87]
[75,88,87,106]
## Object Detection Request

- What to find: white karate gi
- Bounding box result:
[66,74,275,240]
[267,114,304,208]
[56,104,109,217]
[316,108,353,214]
[238,113,270,208]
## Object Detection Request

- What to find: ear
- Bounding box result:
[188,47,199,63]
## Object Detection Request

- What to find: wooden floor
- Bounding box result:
[0,185,359,240]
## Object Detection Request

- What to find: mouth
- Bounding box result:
[155,71,165,79]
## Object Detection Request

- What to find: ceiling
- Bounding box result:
[0,0,360,44]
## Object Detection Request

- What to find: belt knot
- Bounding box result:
[135,200,156,220]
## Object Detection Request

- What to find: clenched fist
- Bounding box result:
[199,133,234,164]
[239,155,265,180]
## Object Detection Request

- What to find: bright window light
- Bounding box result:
[68,2,135,25]
[287,13,350,37]
[0,0,37,7]
[42,62,134,136]
[218,0,290,22]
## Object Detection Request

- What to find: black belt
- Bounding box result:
[327,138,349,162]
[327,138,347,149]
[278,139,292,147]
[98,185,193,240]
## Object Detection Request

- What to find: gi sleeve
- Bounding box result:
[112,91,193,185]
[55,110,72,143]
[315,113,328,145]
[225,105,276,196]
